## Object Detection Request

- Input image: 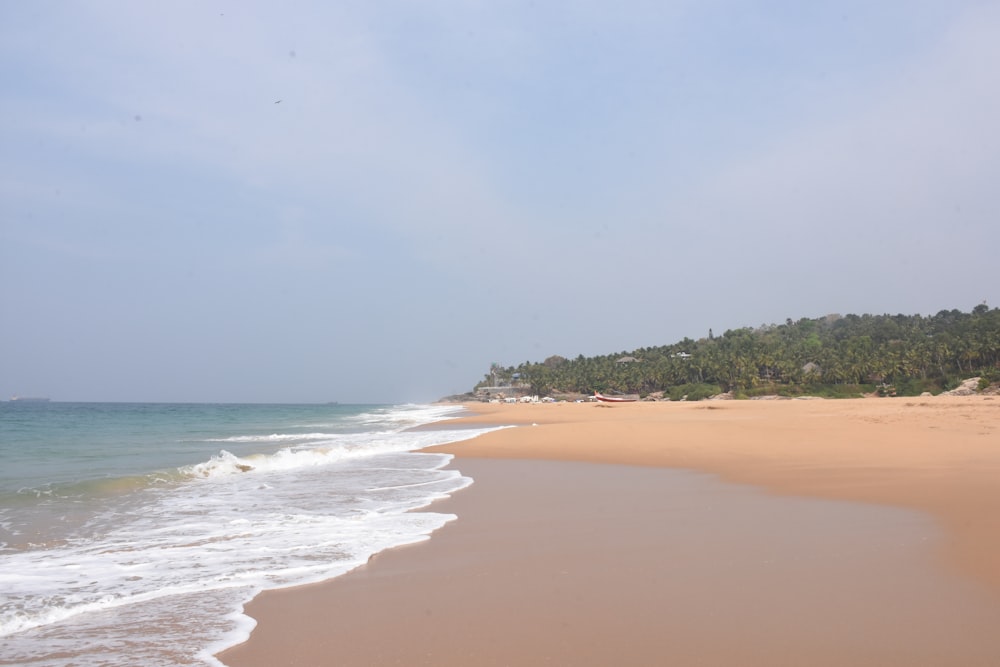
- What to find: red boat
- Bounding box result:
[594,391,638,403]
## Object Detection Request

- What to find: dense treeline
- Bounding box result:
[477,305,1000,399]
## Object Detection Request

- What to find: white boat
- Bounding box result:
[593,391,637,403]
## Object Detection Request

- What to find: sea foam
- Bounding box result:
[0,403,494,666]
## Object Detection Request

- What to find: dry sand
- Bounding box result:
[219,396,1000,666]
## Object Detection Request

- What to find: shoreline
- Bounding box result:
[219,396,1000,665]
[432,395,1000,594]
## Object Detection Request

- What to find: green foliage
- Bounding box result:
[942,376,963,392]
[804,384,873,399]
[666,383,722,401]
[742,384,807,398]
[893,377,944,396]
[473,305,1000,400]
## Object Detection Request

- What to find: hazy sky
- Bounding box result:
[2,2,998,403]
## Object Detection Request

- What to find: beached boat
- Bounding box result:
[594,392,638,403]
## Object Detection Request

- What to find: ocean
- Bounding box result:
[0,401,494,666]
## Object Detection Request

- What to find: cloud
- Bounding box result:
[619,3,1000,316]
[2,2,997,401]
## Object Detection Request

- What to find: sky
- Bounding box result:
[1,1,998,403]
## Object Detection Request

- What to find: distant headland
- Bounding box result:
[450,305,1000,402]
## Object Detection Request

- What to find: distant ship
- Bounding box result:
[9,396,51,403]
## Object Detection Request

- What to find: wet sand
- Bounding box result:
[219,396,1000,666]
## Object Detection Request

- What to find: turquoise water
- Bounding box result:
[0,401,492,666]
[1,402,420,499]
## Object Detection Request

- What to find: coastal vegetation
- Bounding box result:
[476,306,1000,400]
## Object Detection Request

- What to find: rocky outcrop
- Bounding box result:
[941,377,981,396]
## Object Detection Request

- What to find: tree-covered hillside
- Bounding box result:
[476,305,1000,400]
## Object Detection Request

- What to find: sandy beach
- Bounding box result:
[219,396,1000,666]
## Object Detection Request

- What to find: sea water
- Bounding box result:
[0,402,493,666]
